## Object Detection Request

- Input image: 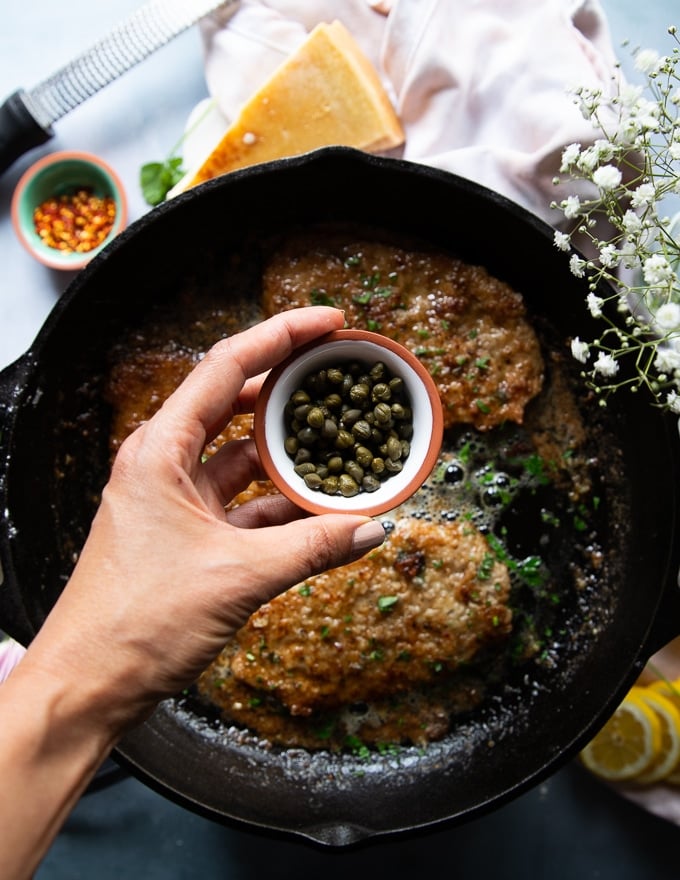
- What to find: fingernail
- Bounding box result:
[349,520,386,561]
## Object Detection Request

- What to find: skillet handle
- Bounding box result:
[0,353,36,647]
[0,90,52,175]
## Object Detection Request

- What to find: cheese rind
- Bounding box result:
[173,20,404,194]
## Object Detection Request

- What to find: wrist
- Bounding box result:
[0,658,119,879]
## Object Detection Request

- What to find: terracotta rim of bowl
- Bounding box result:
[254,328,444,516]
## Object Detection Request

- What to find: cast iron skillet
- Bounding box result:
[1,147,679,846]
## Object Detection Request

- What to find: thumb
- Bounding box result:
[226,516,386,619]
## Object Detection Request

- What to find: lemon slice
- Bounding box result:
[633,689,680,783]
[647,680,680,784]
[580,687,662,781]
[648,678,680,713]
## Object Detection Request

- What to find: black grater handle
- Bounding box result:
[0,90,53,175]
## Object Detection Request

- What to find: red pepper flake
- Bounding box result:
[33,187,116,254]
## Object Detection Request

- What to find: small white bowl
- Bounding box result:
[254,329,444,516]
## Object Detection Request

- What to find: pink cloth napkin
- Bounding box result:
[199,0,620,224]
[0,637,25,684]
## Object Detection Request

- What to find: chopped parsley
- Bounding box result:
[377,595,399,613]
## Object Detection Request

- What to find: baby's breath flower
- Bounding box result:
[571,337,590,363]
[593,352,619,377]
[630,182,656,208]
[635,49,661,74]
[592,164,623,190]
[643,253,674,286]
[554,230,571,251]
[562,194,582,219]
[553,27,680,412]
[622,210,642,234]
[586,292,604,317]
[619,240,640,269]
[593,139,616,162]
[655,343,680,372]
[575,86,603,119]
[655,302,680,330]
[570,254,587,278]
[560,142,581,171]
[599,244,619,268]
[619,82,643,108]
[635,97,662,127]
[578,145,604,172]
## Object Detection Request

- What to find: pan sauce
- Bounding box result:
[104,228,624,753]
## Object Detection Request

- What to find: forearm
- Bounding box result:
[0,658,120,880]
[0,308,385,879]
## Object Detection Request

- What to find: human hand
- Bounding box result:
[22,306,385,735]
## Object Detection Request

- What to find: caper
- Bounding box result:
[321,476,340,495]
[390,403,406,420]
[327,368,345,385]
[341,374,354,396]
[400,440,411,459]
[324,393,343,409]
[294,403,312,421]
[284,436,299,456]
[371,457,386,476]
[398,423,414,440]
[327,455,344,474]
[345,460,365,483]
[297,427,319,445]
[294,462,317,477]
[321,418,338,440]
[338,474,360,497]
[362,475,381,493]
[306,407,325,429]
[384,458,403,474]
[369,362,386,381]
[373,402,392,424]
[386,435,402,461]
[294,447,312,465]
[290,390,311,406]
[389,377,404,395]
[355,445,373,468]
[340,408,363,427]
[350,420,371,441]
[372,382,391,402]
[335,429,354,450]
[349,383,370,404]
[304,473,323,490]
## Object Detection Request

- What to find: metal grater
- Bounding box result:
[0,0,238,174]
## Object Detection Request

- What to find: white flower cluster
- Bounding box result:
[552,26,680,413]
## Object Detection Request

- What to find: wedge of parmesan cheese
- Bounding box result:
[170,20,404,195]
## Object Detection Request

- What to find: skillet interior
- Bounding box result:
[1,148,679,844]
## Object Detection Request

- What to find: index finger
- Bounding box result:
[154,307,345,458]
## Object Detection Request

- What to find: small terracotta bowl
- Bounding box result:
[11,150,127,271]
[254,329,444,516]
